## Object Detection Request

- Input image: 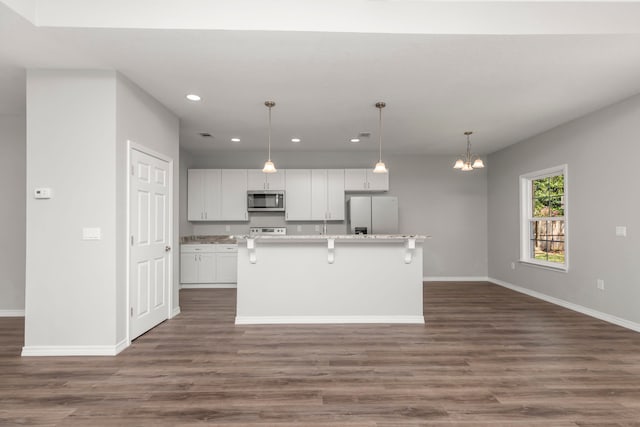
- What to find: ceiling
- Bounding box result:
[3,0,640,157]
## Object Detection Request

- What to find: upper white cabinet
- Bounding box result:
[220,169,248,221]
[187,169,248,221]
[188,169,221,221]
[285,169,312,221]
[311,169,345,221]
[247,169,285,190]
[344,169,389,192]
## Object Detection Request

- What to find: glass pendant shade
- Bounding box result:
[461,162,473,171]
[262,160,277,173]
[453,159,464,169]
[472,158,485,168]
[373,161,388,173]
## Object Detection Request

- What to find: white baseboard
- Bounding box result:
[171,306,181,318]
[235,315,425,325]
[181,284,237,289]
[423,276,489,282]
[0,309,25,317]
[489,277,640,333]
[22,338,129,357]
[114,338,129,355]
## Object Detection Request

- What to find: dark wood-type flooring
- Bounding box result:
[2,282,640,426]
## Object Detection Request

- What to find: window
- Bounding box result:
[520,165,567,270]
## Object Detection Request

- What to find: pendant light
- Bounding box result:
[373,101,388,174]
[262,101,277,173]
[453,131,484,171]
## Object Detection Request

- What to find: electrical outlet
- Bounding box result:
[297,225,302,232]
[225,225,231,232]
[315,225,320,232]
[597,279,605,290]
[510,262,516,270]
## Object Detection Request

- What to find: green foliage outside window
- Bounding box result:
[532,175,564,217]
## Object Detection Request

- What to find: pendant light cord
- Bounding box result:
[378,105,383,163]
[267,104,272,162]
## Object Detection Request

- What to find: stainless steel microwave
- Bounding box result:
[247,191,285,212]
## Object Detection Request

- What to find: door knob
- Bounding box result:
[165,246,171,252]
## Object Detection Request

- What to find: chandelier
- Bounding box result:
[453,131,484,171]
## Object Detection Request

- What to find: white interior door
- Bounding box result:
[130,147,171,340]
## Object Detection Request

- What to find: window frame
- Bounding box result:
[519,164,568,272]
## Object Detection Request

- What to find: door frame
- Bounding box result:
[126,140,174,345]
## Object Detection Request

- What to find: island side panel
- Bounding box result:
[236,240,424,323]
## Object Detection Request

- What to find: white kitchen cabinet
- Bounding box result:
[344,168,389,192]
[220,169,248,221]
[180,247,217,284]
[188,169,221,221]
[326,169,346,220]
[180,244,238,284]
[311,169,345,221]
[247,169,285,190]
[188,169,248,221]
[285,169,312,221]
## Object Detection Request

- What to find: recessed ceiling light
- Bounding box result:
[231,138,241,142]
[186,94,201,101]
[349,138,361,143]
[291,138,301,143]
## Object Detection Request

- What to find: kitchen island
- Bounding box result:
[235,234,426,324]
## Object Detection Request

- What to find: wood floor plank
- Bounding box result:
[1,282,640,425]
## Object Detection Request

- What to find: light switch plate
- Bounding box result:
[34,188,52,199]
[82,227,101,240]
[615,226,627,237]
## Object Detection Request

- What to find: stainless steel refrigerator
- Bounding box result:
[347,196,398,234]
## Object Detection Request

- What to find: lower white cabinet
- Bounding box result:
[180,244,238,284]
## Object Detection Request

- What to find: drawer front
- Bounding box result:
[182,244,238,253]
[181,244,215,253]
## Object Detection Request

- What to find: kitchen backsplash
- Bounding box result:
[190,212,348,236]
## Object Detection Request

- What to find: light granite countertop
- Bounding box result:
[180,235,237,245]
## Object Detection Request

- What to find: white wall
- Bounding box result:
[115,74,180,341]
[179,148,194,238]
[184,151,488,278]
[24,70,179,354]
[25,70,118,348]
[488,92,640,325]
[0,114,26,314]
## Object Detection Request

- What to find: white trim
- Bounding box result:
[0,309,25,317]
[180,283,237,289]
[171,307,181,318]
[489,277,640,333]
[114,338,129,354]
[235,315,425,325]
[423,276,489,282]
[127,140,175,345]
[22,339,129,357]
